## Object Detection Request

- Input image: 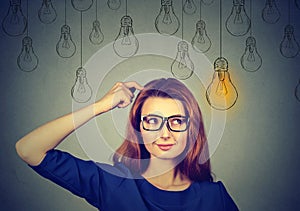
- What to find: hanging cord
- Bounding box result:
[250,0,252,36]
[181,0,184,40]
[288,0,291,24]
[219,0,222,57]
[64,0,67,25]
[96,0,98,20]
[80,11,83,67]
[199,0,202,20]
[125,0,128,16]
[26,0,28,36]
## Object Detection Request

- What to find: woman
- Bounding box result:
[16,78,239,210]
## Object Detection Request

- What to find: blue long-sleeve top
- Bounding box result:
[29,149,239,211]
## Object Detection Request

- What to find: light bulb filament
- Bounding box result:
[93,29,100,38]
[11,11,19,24]
[178,52,187,68]
[234,7,243,24]
[163,6,172,24]
[216,80,228,96]
[43,6,51,14]
[62,35,70,49]
[24,46,32,62]
[197,30,205,43]
[121,27,131,45]
[247,52,255,62]
[78,84,86,93]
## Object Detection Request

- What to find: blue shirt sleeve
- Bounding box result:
[29,149,103,209]
[217,181,239,211]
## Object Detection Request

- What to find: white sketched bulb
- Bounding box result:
[183,0,197,15]
[71,0,93,12]
[171,41,194,80]
[206,57,238,110]
[2,0,27,36]
[89,20,104,45]
[107,0,121,10]
[241,36,262,72]
[71,67,92,103]
[191,20,212,53]
[225,0,250,36]
[280,25,300,58]
[38,0,57,24]
[56,25,76,58]
[113,15,139,58]
[262,0,280,24]
[155,0,180,35]
[17,36,39,72]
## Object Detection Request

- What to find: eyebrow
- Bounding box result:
[142,113,187,117]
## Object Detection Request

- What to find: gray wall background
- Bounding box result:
[0,0,300,210]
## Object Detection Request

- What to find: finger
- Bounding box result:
[124,81,144,91]
[113,82,134,98]
[117,95,132,108]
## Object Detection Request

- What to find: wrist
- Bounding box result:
[93,100,108,116]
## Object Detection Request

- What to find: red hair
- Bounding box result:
[113,78,213,182]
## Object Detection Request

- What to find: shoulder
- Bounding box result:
[192,180,232,198]
[192,181,239,210]
[30,149,133,180]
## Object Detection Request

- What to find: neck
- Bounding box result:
[142,157,191,191]
[142,156,178,178]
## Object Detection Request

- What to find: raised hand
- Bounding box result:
[96,81,144,113]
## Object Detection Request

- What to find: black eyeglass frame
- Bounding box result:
[141,114,190,132]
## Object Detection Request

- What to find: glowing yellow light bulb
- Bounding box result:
[206,57,238,110]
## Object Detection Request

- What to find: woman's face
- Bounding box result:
[140,97,188,160]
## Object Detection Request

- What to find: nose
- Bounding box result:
[160,121,171,139]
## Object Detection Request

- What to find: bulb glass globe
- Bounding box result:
[17,36,39,72]
[225,0,250,37]
[2,0,27,36]
[155,0,180,35]
[206,57,238,110]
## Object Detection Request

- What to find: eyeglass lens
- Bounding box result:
[142,115,189,132]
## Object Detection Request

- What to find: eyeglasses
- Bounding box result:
[141,114,190,132]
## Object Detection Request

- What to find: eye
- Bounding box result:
[170,118,184,125]
[146,117,159,125]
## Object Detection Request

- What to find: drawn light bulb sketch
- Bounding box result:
[262,0,280,24]
[56,25,76,58]
[17,36,39,72]
[107,0,121,10]
[113,15,139,58]
[206,57,238,110]
[295,79,300,102]
[155,0,180,35]
[2,0,27,36]
[183,0,197,15]
[280,25,300,58]
[225,0,250,37]
[171,41,194,80]
[89,20,104,45]
[241,36,262,72]
[89,0,104,45]
[201,0,214,5]
[191,20,212,53]
[71,0,93,12]
[38,0,57,24]
[71,67,92,103]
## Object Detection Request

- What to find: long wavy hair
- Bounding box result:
[113,78,213,182]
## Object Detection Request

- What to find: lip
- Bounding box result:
[156,144,175,151]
